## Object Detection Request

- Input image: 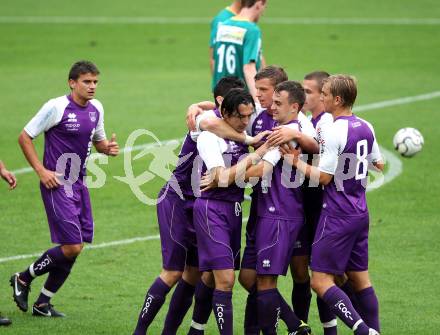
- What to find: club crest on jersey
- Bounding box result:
[89,111,97,122]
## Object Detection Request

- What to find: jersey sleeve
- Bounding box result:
[318,125,342,175]
[298,112,317,139]
[262,147,281,166]
[197,131,226,170]
[243,26,262,65]
[24,99,63,138]
[91,99,107,142]
[195,109,218,133]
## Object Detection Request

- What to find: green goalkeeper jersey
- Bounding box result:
[212,17,263,90]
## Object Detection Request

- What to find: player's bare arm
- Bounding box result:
[18,130,61,189]
[186,101,216,131]
[280,143,330,186]
[267,126,319,153]
[243,62,258,101]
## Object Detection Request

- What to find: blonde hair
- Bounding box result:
[324,74,357,108]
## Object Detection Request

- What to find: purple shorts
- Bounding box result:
[193,198,242,272]
[310,212,369,275]
[291,223,311,257]
[40,183,93,245]
[241,192,258,270]
[256,217,304,276]
[157,188,198,272]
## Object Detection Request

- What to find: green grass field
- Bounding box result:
[1,1,439,334]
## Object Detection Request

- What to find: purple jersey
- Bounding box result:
[24,95,105,182]
[251,109,276,137]
[197,131,249,203]
[319,115,382,216]
[258,120,304,220]
[167,133,199,198]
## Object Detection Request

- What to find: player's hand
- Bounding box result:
[246,130,272,148]
[200,171,218,192]
[254,141,271,158]
[0,167,17,190]
[186,104,203,132]
[280,143,301,167]
[38,168,62,189]
[107,133,119,156]
[267,126,301,147]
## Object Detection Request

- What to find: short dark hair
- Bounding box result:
[68,60,100,81]
[241,0,266,8]
[304,71,330,91]
[221,88,255,118]
[274,81,306,110]
[324,75,358,108]
[254,65,288,87]
[213,76,246,107]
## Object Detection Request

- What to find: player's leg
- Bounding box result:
[239,199,259,335]
[187,272,215,335]
[162,198,200,334]
[346,213,379,333]
[31,243,83,317]
[310,215,374,335]
[11,187,84,313]
[162,266,200,335]
[133,189,188,334]
[256,218,308,335]
[289,254,312,322]
[212,269,235,335]
[238,268,258,335]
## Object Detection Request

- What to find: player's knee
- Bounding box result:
[182,266,200,286]
[61,244,83,258]
[238,270,256,291]
[214,272,235,291]
[160,270,183,286]
[257,275,277,290]
[310,275,328,297]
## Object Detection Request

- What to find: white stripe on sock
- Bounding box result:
[190,320,206,330]
[353,319,364,331]
[41,287,55,298]
[323,319,338,328]
[29,263,36,278]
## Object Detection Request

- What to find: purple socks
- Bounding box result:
[133,277,171,335]
[161,279,195,335]
[292,280,312,322]
[212,290,233,335]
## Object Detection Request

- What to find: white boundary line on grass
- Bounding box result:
[2,90,438,264]
[0,16,440,25]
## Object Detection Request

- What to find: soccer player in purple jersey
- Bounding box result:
[133,77,253,335]
[10,61,119,318]
[191,66,318,334]
[1,160,16,327]
[281,75,384,335]
[268,71,333,325]
[242,81,312,335]
[194,88,271,335]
